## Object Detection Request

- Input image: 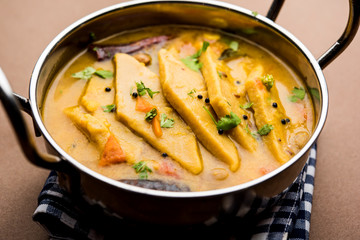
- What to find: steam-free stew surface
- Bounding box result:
[42,26,314,192]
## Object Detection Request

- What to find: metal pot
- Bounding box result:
[0,0,359,225]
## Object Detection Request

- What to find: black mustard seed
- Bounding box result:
[197,94,203,99]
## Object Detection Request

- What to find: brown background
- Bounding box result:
[0,0,359,239]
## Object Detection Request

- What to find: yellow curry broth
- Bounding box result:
[42,26,314,191]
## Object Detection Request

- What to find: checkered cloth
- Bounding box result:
[33,144,316,240]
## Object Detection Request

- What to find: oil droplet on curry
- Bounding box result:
[42,26,315,192]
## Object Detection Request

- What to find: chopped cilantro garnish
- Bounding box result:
[136,81,159,98]
[160,113,175,128]
[252,11,258,17]
[187,89,197,98]
[145,108,157,122]
[261,74,274,90]
[181,41,210,71]
[240,102,254,110]
[217,71,223,79]
[226,101,232,106]
[101,104,116,113]
[245,124,258,138]
[308,87,320,100]
[289,87,306,102]
[72,67,96,80]
[133,161,152,179]
[203,106,241,131]
[72,67,113,80]
[229,41,239,51]
[217,112,241,131]
[257,124,273,136]
[94,70,113,79]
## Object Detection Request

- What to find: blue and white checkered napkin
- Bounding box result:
[33,144,317,240]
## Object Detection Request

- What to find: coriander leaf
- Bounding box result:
[160,113,175,128]
[136,81,159,98]
[240,102,253,110]
[203,106,218,125]
[261,74,274,90]
[192,41,210,58]
[181,41,209,71]
[252,11,258,17]
[101,104,116,112]
[187,89,197,98]
[72,67,96,80]
[145,108,157,122]
[133,161,152,180]
[229,41,239,51]
[95,70,113,79]
[217,71,223,79]
[136,81,147,96]
[245,124,258,138]
[289,87,305,102]
[216,112,241,131]
[257,124,273,136]
[203,107,241,131]
[181,57,203,72]
[308,87,320,100]
[146,88,160,98]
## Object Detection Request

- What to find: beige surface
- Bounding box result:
[0,0,359,239]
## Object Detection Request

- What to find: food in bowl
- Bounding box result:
[42,26,315,192]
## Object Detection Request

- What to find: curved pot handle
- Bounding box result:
[267,0,360,69]
[0,68,65,170]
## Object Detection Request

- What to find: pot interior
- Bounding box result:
[31,0,326,194]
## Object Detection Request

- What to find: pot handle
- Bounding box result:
[267,0,360,69]
[0,68,65,170]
